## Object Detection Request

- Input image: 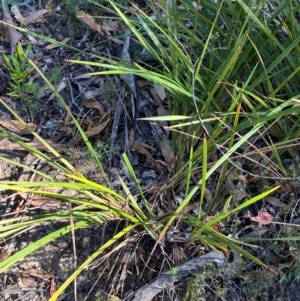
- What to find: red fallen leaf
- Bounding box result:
[250,210,273,225]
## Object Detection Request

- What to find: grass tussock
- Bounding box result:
[1,0,300,300]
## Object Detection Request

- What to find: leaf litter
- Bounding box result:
[0,1,299,301]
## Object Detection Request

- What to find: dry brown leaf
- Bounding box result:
[0,119,37,135]
[159,135,175,164]
[15,198,25,213]
[244,176,258,184]
[29,138,65,152]
[11,5,25,24]
[27,35,40,45]
[0,96,16,110]
[18,274,37,288]
[265,196,285,207]
[63,112,74,126]
[204,188,212,203]
[45,37,70,50]
[1,0,22,54]
[81,100,106,117]
[154,83,166,100]
[129,128,135,148]
[150,87,168,128]
[267,251,282,264]
[209,150,219,162]
[36,87,52,98]
[192,1,202,11]
[102,19,120,31]
[238,174,248,184]
[20,193,61,210]
[156,106,168,127]
[22,9,49,25]
[19,265,54,280]
[110,38,124,44]
[50,278,56,296]
[244,269,278,278]
[0,138,13,149]
[85,118,110,137]
[72,73,92,80]
[76,11,102,33]
[0,22,9,42]
[48,77,67,100]
[137,80,151,87]
[0,250,8,262]
[0,137,65,152]
[131,140,154,164]
[139,141,156,151]
[83,90,95,100]
[150,87,162,106]
[155,159,170,169]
